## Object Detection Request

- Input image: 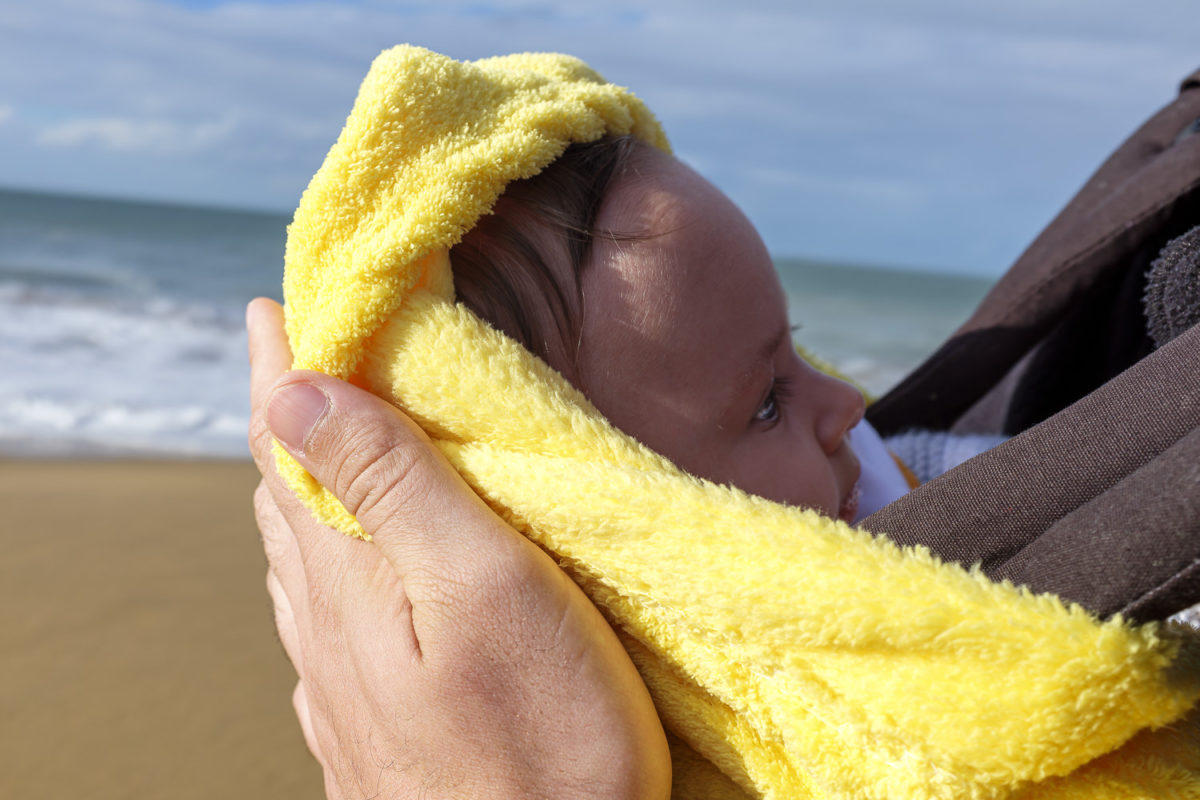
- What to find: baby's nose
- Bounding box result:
[815,374,865,456]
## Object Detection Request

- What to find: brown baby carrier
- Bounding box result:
[866,67,1200,622]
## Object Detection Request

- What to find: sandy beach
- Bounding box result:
[0,459,322,799]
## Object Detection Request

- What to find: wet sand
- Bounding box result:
[0,459,322,799]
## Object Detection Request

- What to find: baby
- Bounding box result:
[452,136,917,522]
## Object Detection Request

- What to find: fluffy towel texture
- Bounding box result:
[281,45,1200,799]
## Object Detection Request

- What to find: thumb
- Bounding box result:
[266,370,521,583]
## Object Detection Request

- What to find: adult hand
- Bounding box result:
[246,298,670,800]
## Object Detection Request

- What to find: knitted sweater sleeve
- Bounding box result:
[884,429,1008,485]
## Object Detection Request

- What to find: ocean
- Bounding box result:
[0,187,993,459]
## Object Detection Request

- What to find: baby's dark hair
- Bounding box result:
[451,135,640,384]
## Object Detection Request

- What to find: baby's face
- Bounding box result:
[577,147,865,520]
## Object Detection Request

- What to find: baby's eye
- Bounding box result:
[754,390,780,424]
[753,375,793,427]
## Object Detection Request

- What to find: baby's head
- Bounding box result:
[453,137,865,520]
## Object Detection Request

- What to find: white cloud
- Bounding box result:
[1,0,1197,269]
[0,105,13,126]
[36,115,235,154]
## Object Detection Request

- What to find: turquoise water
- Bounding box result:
[776,258,991,395]
[0,187,992,456]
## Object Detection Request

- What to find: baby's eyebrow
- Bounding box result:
[757,324,792,364]
[718,323,792,424]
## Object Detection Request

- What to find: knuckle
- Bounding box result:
[253,482,293,567]
[335,435,432,530]
[264,568,285,609]
[252,480,274,519]
[291,681,307,717]
[266,571,301,655]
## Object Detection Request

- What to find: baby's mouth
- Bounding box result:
[837,480,861,523]
[836,439,863,523]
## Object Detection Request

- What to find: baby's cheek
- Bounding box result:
[724,437,827,511]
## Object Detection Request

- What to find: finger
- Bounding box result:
[247,297,292,409]
[258,448,424,679]
[258,470,388,662]
[265,371,528,600]
[254,480,313,634]
[292,681,324,764]
[267,568,305,675]
[247,297,294,473]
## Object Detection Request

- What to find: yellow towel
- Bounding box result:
[280,45,1200,799]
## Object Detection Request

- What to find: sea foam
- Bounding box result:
[0,188,992,458]
[0,285,252,457]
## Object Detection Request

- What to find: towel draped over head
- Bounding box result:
[280,45,1200,799]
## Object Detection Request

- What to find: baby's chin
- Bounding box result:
[837,481,861,523]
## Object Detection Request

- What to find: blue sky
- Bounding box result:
[1,0,1196,275]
